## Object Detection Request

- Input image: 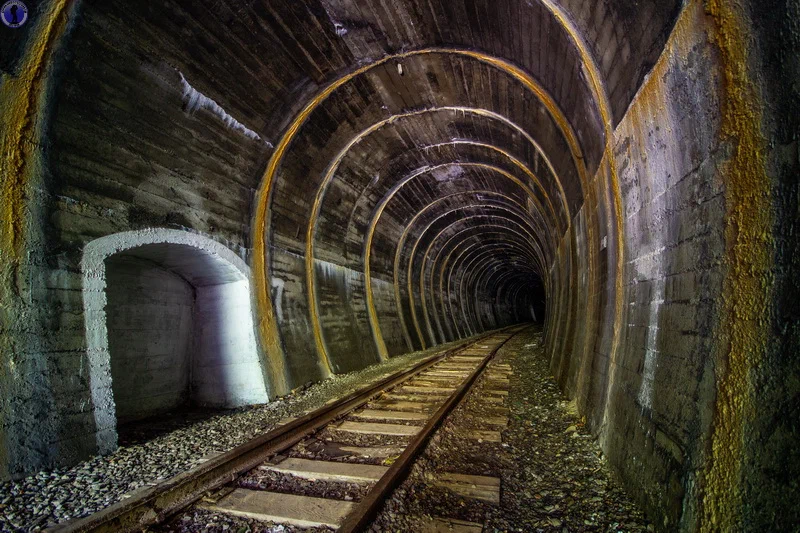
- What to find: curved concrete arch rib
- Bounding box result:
[450,243,538,336]
[308,131,566,365]
[433,227,540,340]
[363,161,553,355]
[403,204,544,348]
[413,210,543,345]
[455,246,539,336]
[390,190,533,350]
[423,219,542,343]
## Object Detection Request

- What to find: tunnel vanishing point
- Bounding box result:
[0,0,798,530]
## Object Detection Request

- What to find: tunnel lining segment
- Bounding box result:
[434,228,540,340]
[429,223,541,341]
[392,192,535,349]
[454,247,536,335]
[253,48,596,387]
[414,211,543,346]
[468,256,540,330]
[403,214,543,347]
[456,248,539,335]
[365,162,551,353]
[308,133,562,367]
[404,203,544,347]
[539,0,625,432]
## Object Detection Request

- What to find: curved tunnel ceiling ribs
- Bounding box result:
[253,48,595,381]
[433,225,541,342]
[392,191,538,348]
[373,169,550,344]
[408,208,544,348]
[441,238,535,341]
[333,109,576,253]
[455,248,539,336]
[311,102,574,360]
[305,109,567,363]
[408,215,541,345]
[469,255,540,317]
[437,241,536,343]
[339,156,555,359]
[445,244,539,340]
[249,0,683,385]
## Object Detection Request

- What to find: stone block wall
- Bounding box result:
[543,2,800,530]
[3,4,795,531]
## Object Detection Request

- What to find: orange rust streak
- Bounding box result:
[700,0,773,530]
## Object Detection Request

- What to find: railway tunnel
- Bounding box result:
[0,0,797,531]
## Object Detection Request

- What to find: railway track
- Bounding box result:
[50,327,523,533]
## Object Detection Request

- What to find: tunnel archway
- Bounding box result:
[0,0,792,529]
[81,229,268,453]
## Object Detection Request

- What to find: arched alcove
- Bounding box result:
[81,229,268,454]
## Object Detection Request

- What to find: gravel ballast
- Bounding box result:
[371,326,652,532]
[0,335,480,533]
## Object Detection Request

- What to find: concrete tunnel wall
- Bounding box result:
[105,254,195,424]
[0,0,797,531]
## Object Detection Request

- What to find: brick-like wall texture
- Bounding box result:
[0,0,796,530]
[543,2,799,530]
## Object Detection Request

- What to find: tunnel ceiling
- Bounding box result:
[46,0,681,385]
[243,0,681,366]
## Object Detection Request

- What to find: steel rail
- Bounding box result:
[338,326,524,532]
[48,328,516,533]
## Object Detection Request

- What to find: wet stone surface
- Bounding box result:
[372,326,652,532]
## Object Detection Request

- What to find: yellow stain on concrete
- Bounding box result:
[1,0,71,267]
[609,1,774,527]
[700,0,773,530]
[0,0,75,478]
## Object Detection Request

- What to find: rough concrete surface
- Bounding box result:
[0,0,796,531]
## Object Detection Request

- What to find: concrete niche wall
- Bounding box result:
[192,279,267,407]
[105,255,195,423]
[82,229,268,451]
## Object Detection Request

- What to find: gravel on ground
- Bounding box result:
[155,507,332,533]
[371,326,652,532]
[0,335,479,533]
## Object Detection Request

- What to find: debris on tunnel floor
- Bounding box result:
[151,332,515,533]
[372,327,651,532]
[0,338,475,532]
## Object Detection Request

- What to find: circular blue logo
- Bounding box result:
[1,0,28,28]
